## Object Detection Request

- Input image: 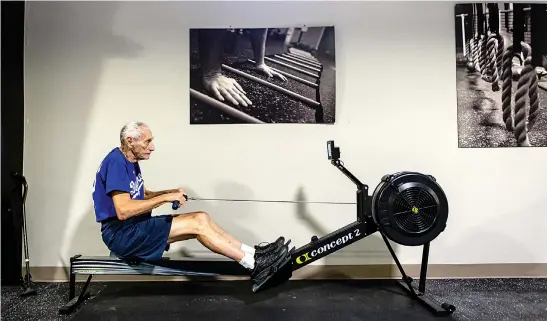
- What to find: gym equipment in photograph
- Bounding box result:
[456,3,547,148]
[191,49,324,123]
[190,27,331,124]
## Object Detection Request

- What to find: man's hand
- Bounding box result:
[256,63,287,81]
[164,188,187,206]
[203,74,253,107]
[536,66,547,79]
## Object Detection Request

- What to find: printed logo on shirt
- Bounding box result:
[129,173,144,199]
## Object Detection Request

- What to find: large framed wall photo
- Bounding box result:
[189,26,336,125]
[455,3,547,148]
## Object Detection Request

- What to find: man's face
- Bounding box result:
[128,126,155,160]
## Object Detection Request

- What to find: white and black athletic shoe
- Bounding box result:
[251,241,290,280]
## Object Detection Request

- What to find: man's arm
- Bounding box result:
[249,28,268,66]
[104,158,175,220]
[144,188,179,200]
[111,191,169,220]
[197,28,252,106]
[249,28,287,81]
[198,28,225,79]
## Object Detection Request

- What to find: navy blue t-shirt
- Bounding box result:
[92,148,148,222]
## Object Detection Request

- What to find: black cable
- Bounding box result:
[186,196,356,205]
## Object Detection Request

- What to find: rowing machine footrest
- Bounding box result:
[252,248,294,293]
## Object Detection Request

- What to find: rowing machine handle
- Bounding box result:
[172,194,189,210]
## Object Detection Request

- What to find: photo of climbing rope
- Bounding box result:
[455,3,547,147]
[189,26,336,124]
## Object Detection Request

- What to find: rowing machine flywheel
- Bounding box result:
[371,172,449,246]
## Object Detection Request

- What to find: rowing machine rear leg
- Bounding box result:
[59,255,93,315]
[381,236,456,317]
[396,279,456,317]
[67,254,81,300]
[69,271,75,300]
[59,274,93,314]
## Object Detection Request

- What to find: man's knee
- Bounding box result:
[193,211,211,232]
[173,211,211,234]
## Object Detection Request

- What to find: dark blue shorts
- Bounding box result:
[101,214,173,261]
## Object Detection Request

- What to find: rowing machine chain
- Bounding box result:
[185,196,356,205]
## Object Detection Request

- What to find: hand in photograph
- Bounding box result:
[255,63,287,81]
[203,74,252,107]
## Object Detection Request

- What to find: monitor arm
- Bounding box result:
[326,141,370,223]
[327,140,367,190]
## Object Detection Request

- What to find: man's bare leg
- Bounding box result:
[206,214,286,254]
[207,219,242,247]
[167,211,289,276]
[168,212,245,262]
[170,212,278,256]
[170,212,245,249]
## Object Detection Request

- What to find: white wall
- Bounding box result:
[23,1,547,269]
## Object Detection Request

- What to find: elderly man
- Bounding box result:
[92,121,290,286]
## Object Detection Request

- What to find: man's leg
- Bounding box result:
[202,217,242,248]
[168,212,245,261]
[167,211,289,275]
[168,213,274,255]
[200,215,283,254]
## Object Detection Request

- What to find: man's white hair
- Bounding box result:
[120,121,148,144]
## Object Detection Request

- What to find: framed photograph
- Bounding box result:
[189,27,336,124]
[455,3,547,147]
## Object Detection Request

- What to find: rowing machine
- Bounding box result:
[59,140,454,317]
[247,140,455,316]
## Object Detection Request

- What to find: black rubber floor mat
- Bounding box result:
[3,278,547,321]
[69,279,461,321]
